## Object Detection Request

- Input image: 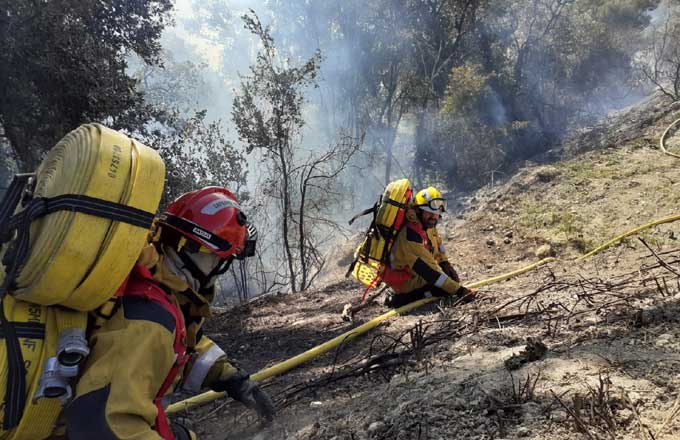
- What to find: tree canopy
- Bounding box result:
[0,0,173,169]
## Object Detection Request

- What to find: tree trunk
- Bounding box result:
[278,140,297,292]
[3,124,38,171]
[298,170,308,290]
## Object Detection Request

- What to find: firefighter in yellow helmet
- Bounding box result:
[382,186,475,308]
[63,187,274,440]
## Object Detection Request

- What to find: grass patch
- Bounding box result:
[517,196,585,242]
[560,160,619,181]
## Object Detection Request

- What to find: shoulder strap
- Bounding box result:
[124,266,189,439]
[348,203,377,226]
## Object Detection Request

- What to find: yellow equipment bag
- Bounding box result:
[0,123,165,437]
[347,179,412,294]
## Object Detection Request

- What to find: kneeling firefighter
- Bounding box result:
[64,187,274,439]
[383,187,475,308]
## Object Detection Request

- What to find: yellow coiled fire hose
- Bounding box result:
[2,123,165,311]
[0,124,165,439]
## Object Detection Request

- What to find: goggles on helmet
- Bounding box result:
[420,198,447,213]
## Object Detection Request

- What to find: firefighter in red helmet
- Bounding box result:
[64,187,273,440]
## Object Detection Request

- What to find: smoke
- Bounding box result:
[137,0,666,295]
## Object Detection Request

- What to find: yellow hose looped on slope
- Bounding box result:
[168,207,680,414]
[660,117,680,159]
[578,214,680,260]
[1,123,165,311]
[168,116,680,415]
[166,258,556,414]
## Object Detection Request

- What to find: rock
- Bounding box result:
[450,397,466,410]
[367,421,387,435]
[297,422,320,439]
[505,338,548,370]
[516,426,531,437]
[522,402,542,419]
[536,166,560,182]
[486,238,496,246]
[504,237,512,244]
[535,244,555,258]
[628,391,642,403]
[656,333,672,347]
[504,231,513,238]
[551,411,568,422]
[310,401,323,407]
[341,303,354,322]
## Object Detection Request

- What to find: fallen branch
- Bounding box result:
[656,394,680,438]
[550,389,596,440]
[621,387,655,440]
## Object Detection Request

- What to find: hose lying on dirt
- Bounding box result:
[169,206,680,415]
[659,117,680,159]
[167,257,556,414]
[169,117,680,414]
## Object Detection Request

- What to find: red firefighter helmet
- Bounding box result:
[158,187,247,258]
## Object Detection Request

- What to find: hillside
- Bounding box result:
[180,94,680,440]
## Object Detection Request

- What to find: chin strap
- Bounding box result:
[176,250,233,290]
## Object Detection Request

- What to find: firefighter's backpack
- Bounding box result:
[346,179,412,294]
[0,123,165,439]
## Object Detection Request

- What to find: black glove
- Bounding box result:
[171,422,197,440]
[455,285,477,303]
[211,370,276,421]
[439,261,460,282]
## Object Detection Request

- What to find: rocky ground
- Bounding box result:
[175,94,680,440]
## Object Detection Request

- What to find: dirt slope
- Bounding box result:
[179,94,680,440]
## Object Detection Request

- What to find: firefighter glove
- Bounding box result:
[455,285,477,303]
[211,370,276,421]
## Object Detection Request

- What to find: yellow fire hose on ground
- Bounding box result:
[660,117,680,159]
[167,258,556,414]
[168,117,680,416]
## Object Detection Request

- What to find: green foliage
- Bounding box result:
[0,0,173,170]
[414,0,660,190]
[143,110,247,207]
[232,13,321,158]
[442,65,493,114]
[637,0,680,100]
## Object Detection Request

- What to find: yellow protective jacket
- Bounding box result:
[384,208,460,295]
[63,249,237,440]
